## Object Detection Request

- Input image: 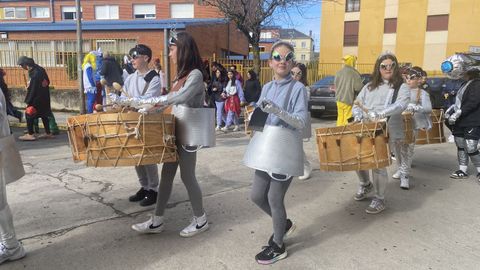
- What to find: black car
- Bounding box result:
[308,74,371,116]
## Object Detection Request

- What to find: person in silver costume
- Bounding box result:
[442,53,480,182]
[352,53,410,214]
[392,67,432,190]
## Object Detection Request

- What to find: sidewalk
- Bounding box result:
[4,119,480,270]
[8,110,78,130]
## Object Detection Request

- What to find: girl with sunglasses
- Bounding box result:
[352,53,410,214]
[128,32,210,237]
[392,67,432,189]
[291,62,313,180]
[245,41,308,264]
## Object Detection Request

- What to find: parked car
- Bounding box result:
[309,74,371,116]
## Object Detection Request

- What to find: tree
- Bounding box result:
[205,0,323,75]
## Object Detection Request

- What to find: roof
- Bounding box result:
[259,38,280,44]
[0,18,228,32]
[279,29,311,40]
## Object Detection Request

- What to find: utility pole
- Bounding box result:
[75,0,85,114]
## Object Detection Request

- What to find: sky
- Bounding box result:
[277,3,322,52]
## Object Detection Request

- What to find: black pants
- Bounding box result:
[26,115,50,135]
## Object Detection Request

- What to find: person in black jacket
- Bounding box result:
[243,70,261,105]
[0,68,22,122]
[446,68,480,181]
[100,51,123,87]
[17,56,53,141]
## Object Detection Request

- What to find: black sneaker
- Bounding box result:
[129,188,147,202]
[268,219,296,245]
[255,241,287,265]
[450,170,468,179]
[139,190,157,207]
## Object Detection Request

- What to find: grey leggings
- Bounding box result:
[0,172,19,248]
[250,170,292,246]
[134,164,159,192]
[154,145,204,217]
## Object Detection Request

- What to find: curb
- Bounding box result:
[10,122,69,131]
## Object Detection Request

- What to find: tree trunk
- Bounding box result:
[251,43,261,76]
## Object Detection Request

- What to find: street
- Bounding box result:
[4,114,480,270]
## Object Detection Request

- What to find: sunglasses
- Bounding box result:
[129,50,146,59]
[272,51,294,62]
[290,71,302,77]
[406,75,420,80]
[168,36,177,46]
[380,62,396,70]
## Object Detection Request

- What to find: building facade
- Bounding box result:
[0,0,249,88]
[319,0,480,72]
[256,27,315,62]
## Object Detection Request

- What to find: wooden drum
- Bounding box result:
[67,112,177,167]
[402,112,416,144]
[416,109,446,145]
[244,105,255,136]
[316,122,391,171]
[67,114,89,162]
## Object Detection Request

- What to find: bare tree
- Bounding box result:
[205,0,324,75]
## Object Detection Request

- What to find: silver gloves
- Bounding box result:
[108,93,168,109]
[367,110,386,121]
[352,106,364,122]
[448,109,461,125]
[260,99,305,130]
[405,103,423,113]
[444,104,455,119]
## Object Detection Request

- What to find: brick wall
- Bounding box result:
[0,0,222,22]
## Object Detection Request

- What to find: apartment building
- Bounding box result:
[257,27,314,62]
[319,0,480,72]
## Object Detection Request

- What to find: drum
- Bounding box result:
[416,109,445,144]
[67,112,177,167]
[244,105,255,135]
[67,114,89,162]
[316,122,391,171]
[402,112,415,144]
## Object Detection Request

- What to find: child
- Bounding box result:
[245,41,308,264]
[221,70,242,132]
[392,67,432,189]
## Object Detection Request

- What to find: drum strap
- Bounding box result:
[415,88,422,105]
[141,70,160,95]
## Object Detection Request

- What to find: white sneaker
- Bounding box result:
[131,215,165,233]
[365,198,386,214]
[298,163,312,180]
[232,125,240,131]
[215,125,220,131]
[0,243,26,265]
[400,177,410,190]
[448,135,454,143]
[392,170,401,179]
[180,213,209,237]
[221,126,229,132]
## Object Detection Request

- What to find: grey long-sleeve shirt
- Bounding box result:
[123,69,161,98]
[408,88,432,130]
[257,75,308,132]
[354,82,410,140]
[166,69,205,109]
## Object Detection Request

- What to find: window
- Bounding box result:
[134,4,156,19]
[301,54,306,61]
[344,21,359,46]
[3,7,27,19]
[345,0,360,12]
[95,5,119,20]
[260,32,272,39]
[171,3,194,18]
[291,42,296,47]
[426,15,449,31]
[31,7,50,18]
[301,41,307,48]
[62,6,81,20]
[384,18,397,33]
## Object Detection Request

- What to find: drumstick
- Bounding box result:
[100,78,108,86]
[113,82,130,98]
[353,100,369,113]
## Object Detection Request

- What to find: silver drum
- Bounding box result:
[173,105,216,149]
[243,125,304,180]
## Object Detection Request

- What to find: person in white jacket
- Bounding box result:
[0,89,26,264]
